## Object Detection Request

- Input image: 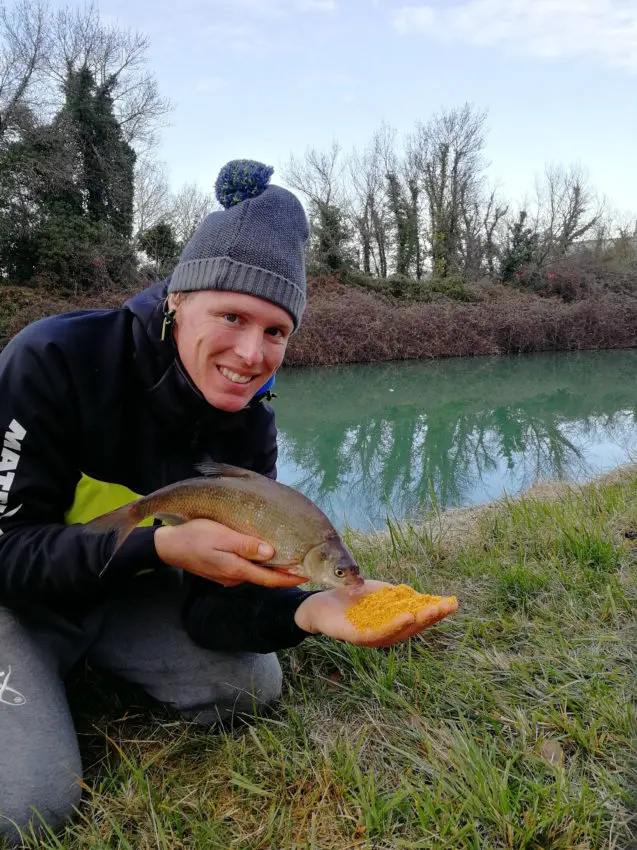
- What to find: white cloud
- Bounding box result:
[196,0,336,14]
[392,5,435,32]
[297,0,337,10]
[391,1,637,72]
[207,0,287,16]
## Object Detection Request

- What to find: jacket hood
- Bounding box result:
[122,279,214,432]
[122,277,170,343]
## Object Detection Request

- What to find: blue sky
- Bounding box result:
[81,0,637,221]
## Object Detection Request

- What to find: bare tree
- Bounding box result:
[386,163,420,278]
[0,0,49,136]
[482,190,509,277]
[1,2,171,148]
[532,163,602,267]
[348,124,394,277]
[460,196,482,281]
[461,187,508,279]
[283,142,351,271]
[587,207,637,255]
[133,155,170,234]
[43,3,171,151]
[167,182,216,245]
[371,123,397,279]
[284,141,343,210]
[411,104,488,278]
[347,146,376,274]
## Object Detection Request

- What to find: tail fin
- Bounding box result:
[82,502,140,577]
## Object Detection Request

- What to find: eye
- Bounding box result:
[223,313,238,323]
[334,568,345,578]
[266,327,286,338]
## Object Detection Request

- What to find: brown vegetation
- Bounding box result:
[2,266,637,364]
[284,274,637,366]
[0,283,139,349]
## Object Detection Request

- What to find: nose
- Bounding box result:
[235,327,264,367]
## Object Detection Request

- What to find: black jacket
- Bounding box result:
[0,280,311,651]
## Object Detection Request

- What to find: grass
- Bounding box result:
[6,473,637,849]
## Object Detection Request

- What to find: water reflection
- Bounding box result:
[272,350,637,531]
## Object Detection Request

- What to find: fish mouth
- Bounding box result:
[345,574,365,588]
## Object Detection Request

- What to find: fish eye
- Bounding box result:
[334,568,345,577]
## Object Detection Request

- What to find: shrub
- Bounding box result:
[512,263,591,302]
[285,279,637,365]
[509,251,637,302]
[0,283,139,349]
[4,274,637,365]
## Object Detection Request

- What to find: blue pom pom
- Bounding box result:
[215,159,274,208]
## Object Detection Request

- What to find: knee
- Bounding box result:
[238,651,283,710]
[181,651,283,725]
[0,776,82,847]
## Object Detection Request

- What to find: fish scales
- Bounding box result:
[85,463,363,587]
[139,477,333,565]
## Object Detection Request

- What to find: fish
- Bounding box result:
[83,461,363,588]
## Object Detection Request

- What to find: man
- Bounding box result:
[0,160,455,843]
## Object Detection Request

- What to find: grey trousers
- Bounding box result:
[0,570,282,847]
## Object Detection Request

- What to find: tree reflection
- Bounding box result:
[273,351,637,529]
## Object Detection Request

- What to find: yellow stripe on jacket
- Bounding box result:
[64,472,154,526]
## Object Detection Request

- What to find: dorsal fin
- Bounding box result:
[195,460,257,480]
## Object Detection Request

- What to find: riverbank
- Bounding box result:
[286,276,637,366]
[350,460,637,557]
[2,277,637,363]
[12,465,636,849]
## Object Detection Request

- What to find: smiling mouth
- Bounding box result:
[218,366,255,385]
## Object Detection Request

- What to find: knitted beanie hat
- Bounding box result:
[168,159,309,329]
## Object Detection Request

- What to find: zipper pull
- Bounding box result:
[161,309,176,342]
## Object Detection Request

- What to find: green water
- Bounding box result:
[272,349,637,531]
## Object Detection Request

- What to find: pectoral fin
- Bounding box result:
[155,513,187,526]
[271,562,305,576]
[270,564,310,581]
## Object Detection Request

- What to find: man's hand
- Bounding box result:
[154,518,307,588]
[294,579,458,647]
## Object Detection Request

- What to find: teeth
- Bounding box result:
[219,366,252,384]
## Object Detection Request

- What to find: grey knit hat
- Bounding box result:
[168,159,309,329]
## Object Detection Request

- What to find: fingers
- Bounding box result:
[196,520,275,562]
[200,524,307,586]
[159,520,308,588]
[350,612,415,645]
[415,597,458,627]
[355,598,458,647]
[236,563,308,588]
[189,551,307,588]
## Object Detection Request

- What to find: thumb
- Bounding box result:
[232,533,274,562]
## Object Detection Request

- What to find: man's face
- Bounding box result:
[170,290,294,412]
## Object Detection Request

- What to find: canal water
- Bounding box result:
[272,349,637,530]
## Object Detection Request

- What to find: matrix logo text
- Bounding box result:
[0,419,26,535]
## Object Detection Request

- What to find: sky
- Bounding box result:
[59,0,637,224]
